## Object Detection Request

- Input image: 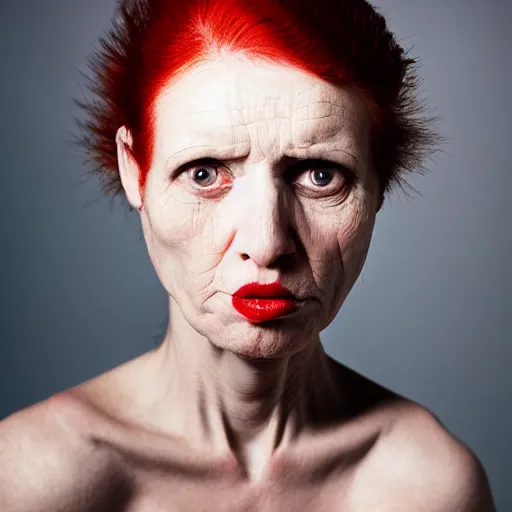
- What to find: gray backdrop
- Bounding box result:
[0,0,510,509]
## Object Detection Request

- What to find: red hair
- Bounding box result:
[76,0,439,207]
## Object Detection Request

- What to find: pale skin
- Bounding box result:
[0,55,495,511]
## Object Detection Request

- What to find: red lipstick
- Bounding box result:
[232,282,298,323]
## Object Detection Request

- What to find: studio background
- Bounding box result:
[0,0,510,509]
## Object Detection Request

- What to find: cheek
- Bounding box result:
[141,196,212,286]
[304,195,374,264]
[337,203,375,286]
[145,184,215,253]
[300,200,374,329]
[308,195,374,271]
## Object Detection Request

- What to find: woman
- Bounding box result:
[0,0,495,510]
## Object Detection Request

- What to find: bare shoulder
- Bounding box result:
[0,391,133,512]
[350,401,496,511]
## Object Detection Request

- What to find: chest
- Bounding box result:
[120,466,355,512]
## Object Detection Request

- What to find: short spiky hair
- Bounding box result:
[76,0,439,206]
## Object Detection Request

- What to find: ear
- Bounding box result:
[116,126,143,210]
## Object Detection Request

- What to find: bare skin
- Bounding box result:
[0,55,495,511]
[0,356,494,511]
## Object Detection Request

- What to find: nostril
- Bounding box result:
[240,253,250,261]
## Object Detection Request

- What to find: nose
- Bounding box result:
[231,171,297,268]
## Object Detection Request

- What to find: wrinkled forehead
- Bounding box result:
[152,57,371,160]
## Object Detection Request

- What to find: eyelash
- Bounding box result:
[173,157,353,198]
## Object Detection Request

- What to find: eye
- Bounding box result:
[289,159,352,197]
[172,157,232,192]
[189,164,218,187]
[309,169,335,187]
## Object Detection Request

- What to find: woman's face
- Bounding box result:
[124,55,380,359]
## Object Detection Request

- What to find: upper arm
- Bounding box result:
[0,393,132,512]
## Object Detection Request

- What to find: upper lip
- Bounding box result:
[233,281,296,299]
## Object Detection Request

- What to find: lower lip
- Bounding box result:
[232,297,298,323]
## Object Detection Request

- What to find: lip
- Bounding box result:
[233,282,296,299]
[232,281,299,322]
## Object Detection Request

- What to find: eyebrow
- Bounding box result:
[164,142,251,171]
[285,143,361,167]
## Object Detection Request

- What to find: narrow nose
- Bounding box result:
[232,172,297,268]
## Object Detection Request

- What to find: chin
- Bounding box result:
[208,317,319,360]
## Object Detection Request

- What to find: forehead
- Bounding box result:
[152,56,370,162]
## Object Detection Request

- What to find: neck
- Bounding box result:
[146,297,343,480]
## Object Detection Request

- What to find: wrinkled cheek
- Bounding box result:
[304,226,344,324]
[338,219,374,293]
[140,205,224,302]
[140,209,197,293]
[145,194,209,251]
